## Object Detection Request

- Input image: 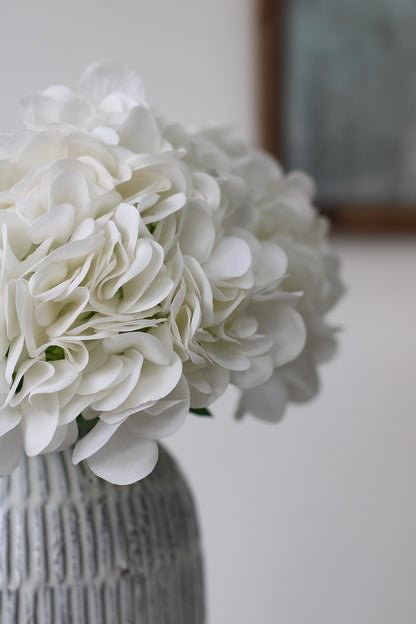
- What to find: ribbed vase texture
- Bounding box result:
[0,446,204,623]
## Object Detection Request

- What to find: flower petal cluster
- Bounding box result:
[0,62,341,483]
[189,127,343,421]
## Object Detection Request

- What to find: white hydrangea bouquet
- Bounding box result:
[0,62,342,485]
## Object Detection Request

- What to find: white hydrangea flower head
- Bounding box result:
[0,62,342,483]
[193,127,343,420]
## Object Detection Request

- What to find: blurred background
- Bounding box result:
[284,0,416,205]
[1,1,416,622]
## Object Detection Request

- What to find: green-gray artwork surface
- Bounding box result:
[285,0,416,203]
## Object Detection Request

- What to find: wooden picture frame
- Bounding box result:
[258,0,416,232]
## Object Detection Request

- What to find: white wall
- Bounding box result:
[0,0,256,138]
[2,2,416,623]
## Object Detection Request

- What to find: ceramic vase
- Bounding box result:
[0,445,204,623]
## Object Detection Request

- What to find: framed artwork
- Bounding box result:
[258,0,416,230]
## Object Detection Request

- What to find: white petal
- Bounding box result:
[0,427,22,476]
[284,351,319,402]
[192,172,220,211]
[5,335,24,384]
[179,202,216,264]
[186,364,230,408]
[121,356,182,409]
[127,376,189,439]
[91,352,143,411]
[270,306,306,367]
[204,236,252,280]
[91,126,119,145]
[58,394,93,425]
[78,354,123,395]
[30,203,75,244]
[41,421,78,454]
[251,241,287,291]
[204,341,251,371]
[72,419,119,465]
[30,261,68,300]
[231,354,274,389]
[10,361,54,403]
[86,427,158,485]
[47,287,90,337]
[236,373,288,422]
[20,394,59,455]
[103,331,171,365]
[21,94,60,127]
[31,361,79,395]
[48,167,90,212]
[78,61,146,106]
[123,277,173,313]
[141,192,186,224]
[119,106,161,153]
[0,406,21,437]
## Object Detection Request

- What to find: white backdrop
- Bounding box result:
[2,2,416,623]
[0,0,256,138]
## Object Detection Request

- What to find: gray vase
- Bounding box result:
[0,445,205,623]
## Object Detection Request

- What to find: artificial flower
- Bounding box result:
[0,62,341,483]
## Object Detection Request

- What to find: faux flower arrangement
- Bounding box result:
[0,62,342,484]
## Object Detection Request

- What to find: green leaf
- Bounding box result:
[190,407,213,417]
[76,414,100,438]
[11,371,24,394]
[83,311,96,321]
[45,345,65,361]
[116,287,124,300]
